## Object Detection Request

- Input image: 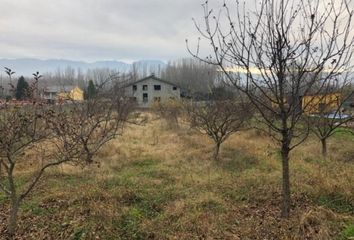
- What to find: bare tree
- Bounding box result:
[0,71,133,238]
[4,67,15,98]
[0,103,48,237]
[185,95,253,161]
[160,58,218,94]
[28,71,43,101]
[51,82,132,165]
[188,0,354,217]
[308,79,354,157]
[153,99,182,129]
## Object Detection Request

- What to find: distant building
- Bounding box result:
[42,86,84,103]
[271,92,341,115]
[122,75,181,107]
[302,92,341,114]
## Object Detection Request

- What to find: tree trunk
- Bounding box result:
[281,144,291,218]
[7,197,20,239]
[7,166,20,240]
[213,142,221,161]
[321,138,327,158]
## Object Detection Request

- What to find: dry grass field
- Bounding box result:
[0,112,353,239]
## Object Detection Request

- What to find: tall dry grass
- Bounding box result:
[0,112,353,239]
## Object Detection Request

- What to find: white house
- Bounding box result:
[122,75,181,107]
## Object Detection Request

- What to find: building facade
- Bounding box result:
[302,92,341,114]
[123,75,181,107]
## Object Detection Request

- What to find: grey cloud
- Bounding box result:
[7,0,346,62]
[0,0,216,61]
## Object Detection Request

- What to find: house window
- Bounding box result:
[143,85,148,91]
[173,86,177,90]
[132,85,137,91]
[154,85,161,91]
[154,97,161,102]
[143,93,148,103]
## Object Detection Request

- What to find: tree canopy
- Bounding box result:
[86,80,96,99]
[15,76,29,100]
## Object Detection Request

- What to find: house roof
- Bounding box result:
[44,85,78,93]
[123,75,180,88]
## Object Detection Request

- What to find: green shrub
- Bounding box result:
[340,223,354,240]
[317,193,354,213]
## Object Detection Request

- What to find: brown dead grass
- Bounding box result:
[0,112,353,239]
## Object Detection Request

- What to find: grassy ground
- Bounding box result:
[0,113,353,239]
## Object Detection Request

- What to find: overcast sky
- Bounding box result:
[0,0,221,63]
[1,0,353,64]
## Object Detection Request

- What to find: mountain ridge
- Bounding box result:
[0,58,167,76]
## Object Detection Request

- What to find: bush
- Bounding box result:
[152,99,183,129]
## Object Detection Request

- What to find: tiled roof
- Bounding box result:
[123,75,180,88]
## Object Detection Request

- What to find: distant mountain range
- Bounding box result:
[0,58,167,76]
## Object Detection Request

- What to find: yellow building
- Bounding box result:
[57,86,84,101]
[43,86,84,103]
[270,92,341,114]
[302,93,340,114]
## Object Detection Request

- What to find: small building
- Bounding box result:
[122,75,181,107]
[302,92,341,114]
[42,86,84,103]
[270,92,341,115]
